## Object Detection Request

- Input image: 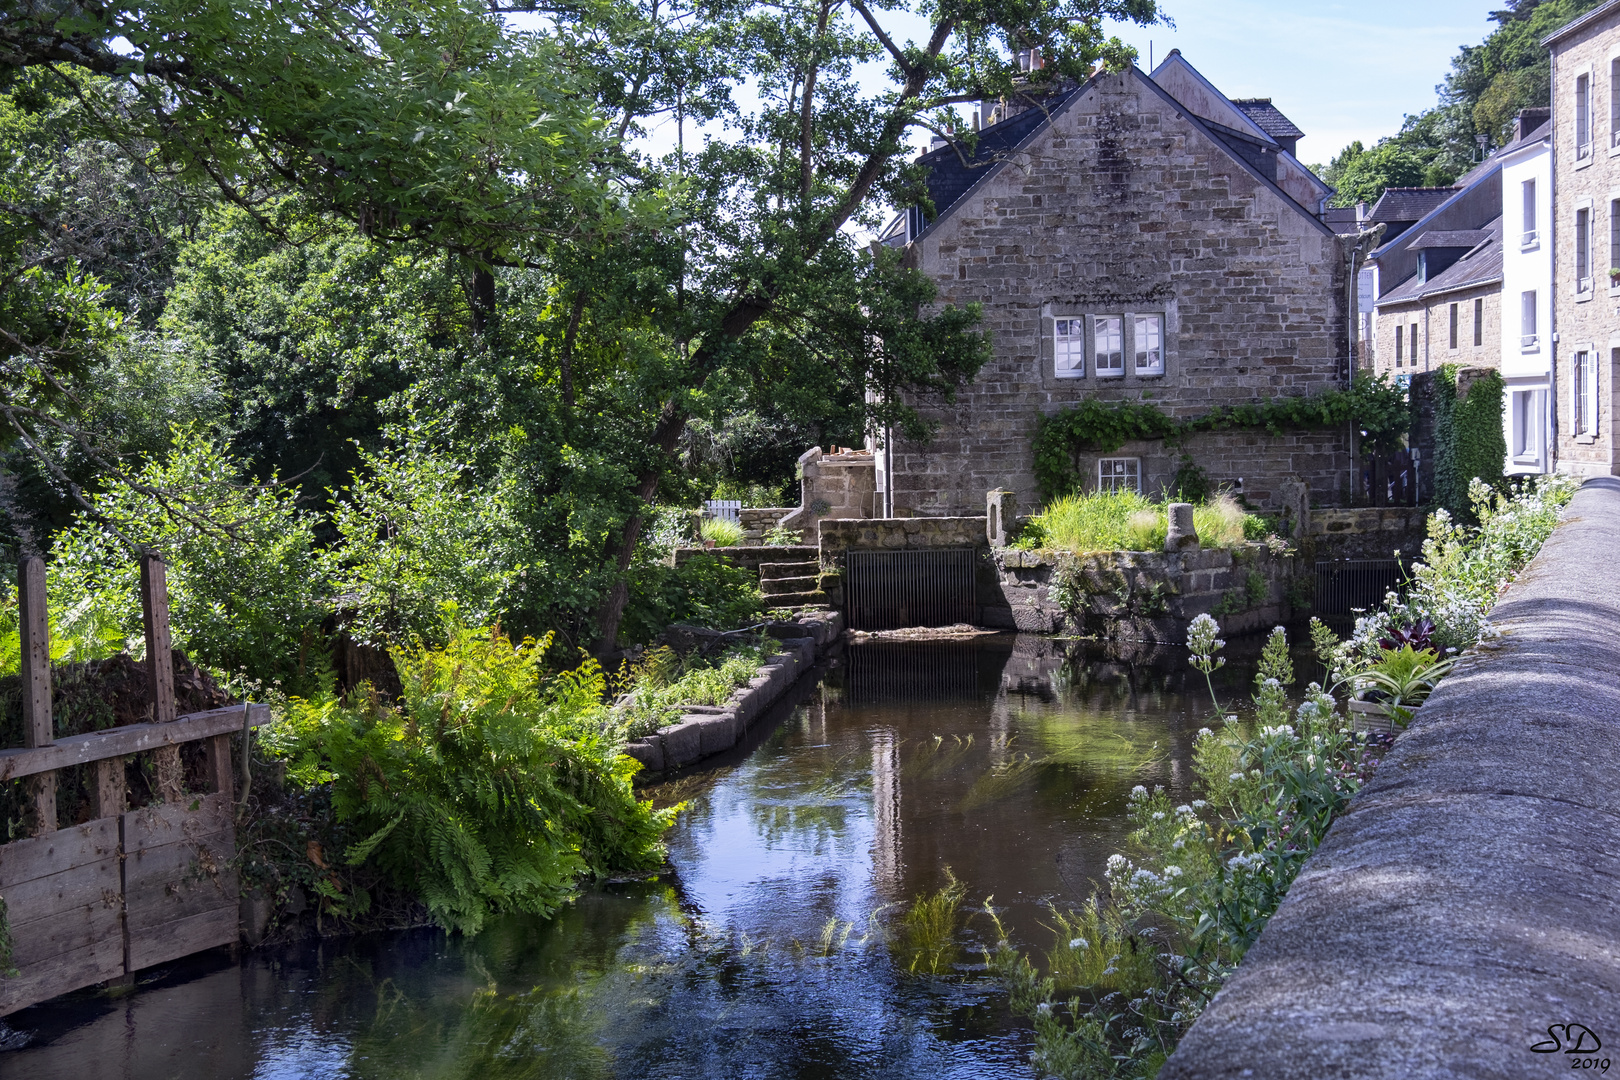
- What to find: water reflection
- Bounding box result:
[1,634,1269,1080]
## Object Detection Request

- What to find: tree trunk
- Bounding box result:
[592,403,688,655]
[470,258,497,337]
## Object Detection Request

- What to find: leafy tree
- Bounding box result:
[1327,143,1429,207]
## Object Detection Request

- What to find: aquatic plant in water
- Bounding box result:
[892,869,969,975]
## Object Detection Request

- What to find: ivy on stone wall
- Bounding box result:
[1432,365,1505,522]
[1032,375,1411,499]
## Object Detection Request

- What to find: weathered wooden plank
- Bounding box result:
[17,556,51,748]
[92,756,126,818]
[123,792,234,851]
[0,704,270,781]
[0,818,120,889]
[124,835,238,932]
[127,905,239,972]
[0,937,124,1017]
[1,851,120,927]
[6,892,124,969]
[140,554,176,725]
[23,772,57,836]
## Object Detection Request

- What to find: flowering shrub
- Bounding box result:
[994,622,1376,1077]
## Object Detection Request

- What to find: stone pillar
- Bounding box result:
[1165,503,1199,552]
[986,489,1017,547]
[1276,476,1311,541]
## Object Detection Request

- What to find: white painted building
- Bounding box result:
[1498,115,1555,475]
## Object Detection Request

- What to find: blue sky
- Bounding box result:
[1111,0,1508,166]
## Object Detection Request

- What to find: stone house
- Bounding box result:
[877,52,1354,519]
[1546,2,1620,478]
[1366,111,1554,476]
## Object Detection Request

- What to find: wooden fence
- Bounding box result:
[0,554,267,1016]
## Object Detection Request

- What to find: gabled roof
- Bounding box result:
[1378,216,1502,305]
[1369,187,1458,224]
[1410,229,1492,249]
[1230,98,1305,142]
[913,87,1083,225]
[910,61,1332,244]
[1543,0,1620,46]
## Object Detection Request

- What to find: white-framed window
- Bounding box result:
[1612,57,1620,146]
[1093,316,1124,376]
[1523,179,1538,246]
[1575,350,1599,437]
[1521,290,1538,350]
[1054,318,1085,378]
[1512,389,1546,461]
[1611,200,1620,286]
[1394,320,1403,364]
[1474,297,1484,347]
[1448,303,1459,350]
[1577,207,1593,291]
[1577,72,1593,159]
[1410,323,1419,365]
[1133,314,1164,375]
[1097,457,1141,493]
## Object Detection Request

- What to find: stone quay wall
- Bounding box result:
[1160,477,1620,1080]
[1306,506,1431,562]
[988,544,1297,641]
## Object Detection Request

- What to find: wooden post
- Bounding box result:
[140,553,183,801]
[92,757,127,819]
[202,733,233,796]
[18,557,56,833]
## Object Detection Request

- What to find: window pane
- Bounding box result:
[1524,179,1537,237]
[1093,316,1123,374]
[1577,209,1591,282]
[1522,291,1537,345]
[1474,297,1483,347]
[1054,318,1085,378]
[1098,457,1141,494]
[1577,75,1591,150]
[1133,314,1164,374]
[1449,303,1458,350]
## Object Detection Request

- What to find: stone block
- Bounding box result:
[661,721,703,767]
[622,737,665,774]
[697,714,739,757]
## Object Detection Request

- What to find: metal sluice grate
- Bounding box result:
[1313,559,1404,614]
[843,548,978,630]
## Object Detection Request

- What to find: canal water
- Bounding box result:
[0,633,1280,1080]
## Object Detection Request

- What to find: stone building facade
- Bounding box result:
[883,54,1353,517]
[1547,2,1620,477]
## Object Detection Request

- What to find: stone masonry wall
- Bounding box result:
[1373,285,1501,380]
[1306,506,1430,562]
[1551,10,1620,478]
[896,67,1352,518]
[988,544,1297,641]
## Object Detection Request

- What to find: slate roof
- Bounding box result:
[1378,215,1502,305]
[1369,187,1459,224]
[1230,98,1304,141]
[915,87,1083,224]
[1409,229,1492,249]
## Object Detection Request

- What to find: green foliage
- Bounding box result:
[762,524,802,547]
[1326,143,1429,207]
[45,427,330,692]
[1031,376,1410,499]
[265,612,677,935]
[619,553,763,647]
[1017,491,1265,553]
[1433,366,1506,522]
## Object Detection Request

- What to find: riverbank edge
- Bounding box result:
[622,610,844,775]
[1159,476,1620,1080]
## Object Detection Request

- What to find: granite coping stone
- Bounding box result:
[1159,477,1620,1080]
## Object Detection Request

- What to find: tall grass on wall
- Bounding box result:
[1433,366,1505,522]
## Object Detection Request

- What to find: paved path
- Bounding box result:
[1161,477,1620,1080]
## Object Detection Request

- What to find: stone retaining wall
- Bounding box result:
[1160,477,1620,1080]
[817,516,989,559]
[672,545,818,577]
[621,610,843,775]
[1306,506,1430,562]
[987,544,1297,640]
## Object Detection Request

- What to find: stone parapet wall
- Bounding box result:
[738,507,797,543]
[1159,480,1620,1080]
[673,545,818,577]
[988,544,1297,641]
[817,515,989,559]
[1307,506,1430,561]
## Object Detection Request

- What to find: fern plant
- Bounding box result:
[268,608,678,934]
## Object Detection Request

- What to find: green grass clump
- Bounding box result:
[893,868,969,974]
[698,516,745,546]
[1017,491,1265,552]
[1045,899,1159,994]
[616,641,770,737]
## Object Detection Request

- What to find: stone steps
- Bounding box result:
[759,560,819,579]
[762,589,828,607]
[761,574,819,596]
